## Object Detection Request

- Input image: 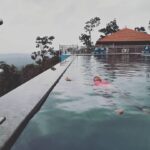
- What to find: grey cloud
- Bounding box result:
[0,0,150,53]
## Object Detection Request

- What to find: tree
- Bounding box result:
[148,21,150,30]
[84,17,101,43]
[79,34,91,50]
[0,19,3,25]
[99,19,119,38]
[79,17,100,51]
[0,61,21,96]
[21,64,40,83]
[31,36,55,65]
[0,46,60,96]
[134,27,146,32]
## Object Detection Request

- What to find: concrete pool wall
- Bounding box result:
[0,56,75,150]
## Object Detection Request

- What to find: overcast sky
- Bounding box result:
[0,0,150,53]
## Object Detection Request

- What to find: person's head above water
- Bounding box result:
[93,76,102,82]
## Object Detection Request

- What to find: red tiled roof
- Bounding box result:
[97,28,150,43]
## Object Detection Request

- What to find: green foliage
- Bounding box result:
[0,35,60,96]
[99,19,119,37]
[84,17,100,34]
[134,27,146,32]
[31,36,55,65]
[0,61,21,96]
[148,21,150,30]
[79,34,91,48]
[79,17,100,51]
[21,64,40,83]
[0,55,60,97]
[0,19,3,25]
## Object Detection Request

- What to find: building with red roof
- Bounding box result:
[96,28,150,54]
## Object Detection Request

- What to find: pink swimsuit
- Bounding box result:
[94,80,110,86]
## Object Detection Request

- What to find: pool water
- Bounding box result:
[12,55,150,150]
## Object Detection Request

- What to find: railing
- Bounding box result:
[96,45,145,54]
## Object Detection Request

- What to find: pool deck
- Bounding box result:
[0,56,75,150]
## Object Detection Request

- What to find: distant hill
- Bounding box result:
[0,53,35,69]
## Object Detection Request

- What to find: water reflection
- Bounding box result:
[12,55,150,150]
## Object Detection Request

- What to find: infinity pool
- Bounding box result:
[12,55,150,150]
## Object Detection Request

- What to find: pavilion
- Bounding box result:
[96,28,150,54]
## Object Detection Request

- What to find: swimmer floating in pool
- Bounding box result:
[93,76,125,115]
[93,76,110,86]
